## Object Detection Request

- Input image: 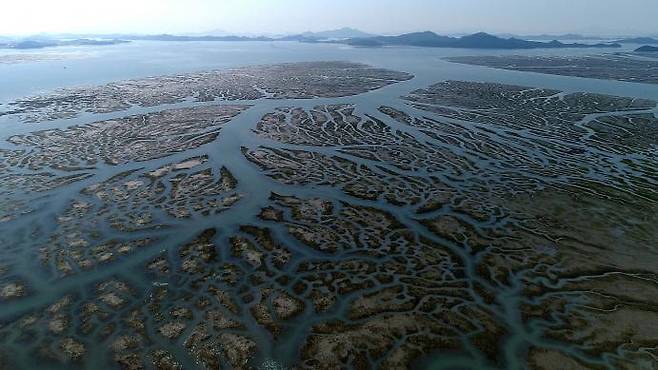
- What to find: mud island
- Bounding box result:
[446,54,658,84]
[0,61,413,123]
[0,60,657,370]
[6,104,249,170]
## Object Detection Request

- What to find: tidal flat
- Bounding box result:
[0,61,413,123]
[446,54,658,84]
[0,49,657,370]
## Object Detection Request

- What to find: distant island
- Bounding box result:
[635,45,658,52]
[127,34,274,42]
[342,32,621,49]
[0,38,130,50]
[497,33,610,41]
[299,27,375,40]
[119,28,375,43]
[128,31,622,50]
[615,37,658,44]
[0,29,629,50]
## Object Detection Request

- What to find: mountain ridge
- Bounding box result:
[0,30,623,50]
[301,27,375,39]
[345,31,621,49]
[616,37,658,45]
[635,45,658,52]
[0,38,129,50]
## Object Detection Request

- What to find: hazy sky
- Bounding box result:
[2,0,657,36]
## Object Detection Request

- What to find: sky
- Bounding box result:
[1,0,657,37]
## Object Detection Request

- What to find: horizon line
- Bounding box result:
[1,28,655,39]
